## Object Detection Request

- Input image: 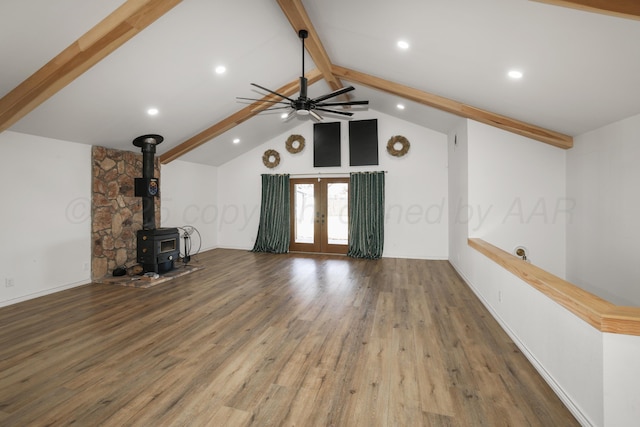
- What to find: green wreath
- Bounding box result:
[285,134,305,154]
[386,135,410,157]
[262,149,280,168]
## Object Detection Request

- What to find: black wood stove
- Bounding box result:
[133,134,179,273]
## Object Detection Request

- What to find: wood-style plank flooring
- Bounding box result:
[0,249,578,426]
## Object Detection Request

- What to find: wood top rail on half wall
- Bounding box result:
[468,238,640,336]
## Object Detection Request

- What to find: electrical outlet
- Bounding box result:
[5,278,15,288]
[498,290,502,302]
[83,263,90,272]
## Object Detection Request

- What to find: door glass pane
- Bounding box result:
[294,183,315,243]
[327,183,348,245]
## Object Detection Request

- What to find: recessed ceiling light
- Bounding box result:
[508,70,523,79]
[397,40,410,50]
[397,103,405,110]
[281,113,289,119]
[147,108,159,116]
[232,138,240,144]
[215,65,226,75]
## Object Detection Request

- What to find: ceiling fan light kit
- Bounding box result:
[239,29,369,121]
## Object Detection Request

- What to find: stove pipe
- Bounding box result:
[133,134,164,230]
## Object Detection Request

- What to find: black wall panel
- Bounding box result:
[313,122,341,167]
[349,119,378,166]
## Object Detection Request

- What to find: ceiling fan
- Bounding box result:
[237,29,368,121]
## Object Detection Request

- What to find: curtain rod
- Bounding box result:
[288,171,387,177]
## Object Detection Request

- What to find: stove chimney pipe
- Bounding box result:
[133,134,163,230]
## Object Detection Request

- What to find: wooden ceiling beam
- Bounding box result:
[276,0,345,94]
[0,0,182,133]
[531,0,640,20]
[163,0,340,164]
[160,69,323,164]
[332,65,573,149]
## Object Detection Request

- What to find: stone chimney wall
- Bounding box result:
[91,146,160,280]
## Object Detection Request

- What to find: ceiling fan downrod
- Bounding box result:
[298,29,308,101]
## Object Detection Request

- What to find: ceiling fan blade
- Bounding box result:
[261,106,294,111]
[282,110,296,121]
[240,32,366,121]
[315,100,369,107]
[312,86,355,103]
[236,97,290,105]
[251,83,296,102]
[315,108,354,117]
[309,110,323,121]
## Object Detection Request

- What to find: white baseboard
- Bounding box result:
[382,252,448,260]
[214,244,252,251]
[0,279,90,308]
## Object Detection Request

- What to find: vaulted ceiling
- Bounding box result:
[1,0,639,166]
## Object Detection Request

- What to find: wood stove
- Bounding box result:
[133,134,179,273]
[136,228,179,273]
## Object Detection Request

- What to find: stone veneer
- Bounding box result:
[91,146,160,280]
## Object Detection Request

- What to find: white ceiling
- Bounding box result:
[2,0,639,166]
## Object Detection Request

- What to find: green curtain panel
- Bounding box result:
[347,171,385,259]
[252,174,291,254]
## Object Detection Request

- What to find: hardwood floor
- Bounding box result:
[0,249,578,426]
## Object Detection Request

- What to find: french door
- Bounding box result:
[289,178,349,254]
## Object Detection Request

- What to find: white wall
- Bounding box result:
[217,110,449,259]
[449,121,640,427]
[467,120,567,277]
[161,160,219,254]
[0,131,92,307]
[566,113,640,306]
[603,332,640,425]
[449,120,603,426]
[0,132,219,307]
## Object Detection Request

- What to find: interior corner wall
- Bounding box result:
[447,119,470,270]
[448,120,604,426]
[566,113,640,306]
[161,160,218,253]
[467,120,567,277]
[0,131,92,307]
[217,110,449,259]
